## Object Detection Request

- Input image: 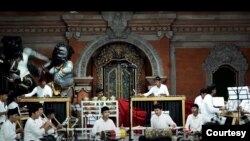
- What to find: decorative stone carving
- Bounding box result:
[156,30,174,39]
[75,33,163,78]
[65,31,81,39]
[102,12,134,38]
[203,45,248,85]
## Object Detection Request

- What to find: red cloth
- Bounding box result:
[118,99,147,127]
[185,100,194,120]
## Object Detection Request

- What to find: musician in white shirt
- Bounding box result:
[184,104,203,133]
[0,91,8,126]
[200,84,224,124]
[43,108,63,137]
[24,77,53,98]
[91,106,117,137]
[139,76,169,97]
[151,103,176,128]
[194,88,207,111]
[239,99,250,124]
[24,103,51,141]
[0,107,23,141]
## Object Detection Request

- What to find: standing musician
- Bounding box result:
[138,76,169,97]
[200,84,225,125]
[0,107,23,141]
[24,77,53,98]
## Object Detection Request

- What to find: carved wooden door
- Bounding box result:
[103,61,134,99]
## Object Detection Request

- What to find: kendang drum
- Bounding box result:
[145,128,172,140]
[100,128,127,140]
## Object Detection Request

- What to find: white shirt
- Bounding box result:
[25,85,53,97]
[200,94,220,123]
[0,101,7,123]
[91,117,116,136]
[24,117,45,141]
[18,48,49,81]
[185,113,203,132]
[0,120,17,141]
[150,113,176,129]
[8,101,21,115]
[144,84,169,97]
[240,100,250,113]
[194,95,203,109]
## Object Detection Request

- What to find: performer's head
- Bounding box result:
[191,104,199,116]
[101,106,110,120]
[153,103,162,116]
[7,90,21,105]
[207,84,216,96]
[45,108,55,120]
[29,102,43,119]
[96,88,104,98]
[0,90,8,102]
[154,76,161,87]
[7,107,20,122]
[38,77,46,88]
[200,87,207,99]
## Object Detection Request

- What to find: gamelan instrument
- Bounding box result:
[51,81,61,96]
[144,128,172,140]
[100,128,127,140]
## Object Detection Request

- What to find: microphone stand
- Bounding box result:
[121,63,136,141]
[128,65,136,141]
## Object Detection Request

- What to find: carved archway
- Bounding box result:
[203,45,248,86]
[75,33,163,77]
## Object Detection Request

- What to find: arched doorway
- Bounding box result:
[213,65,237,101]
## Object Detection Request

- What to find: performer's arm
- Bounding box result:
[24,87,37,97]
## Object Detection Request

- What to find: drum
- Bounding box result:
[145,128,172,140]
[101,128,127,140]
[177,131,202,141]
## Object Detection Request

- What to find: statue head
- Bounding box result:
[52,43,74,66]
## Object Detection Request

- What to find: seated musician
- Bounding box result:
[138,76,169,97]
[7,90,28,115]
[91,106,117,138]
[139,103,175,141]
[0,90,8,128]
[96,87,104,100]
[24,77,53,98]
[151,103,176,128]
[200,84,225,125]
[24,103,51,141]
[184,104,203,133]
[0,107,23,141]
[239,99,250,125]
[43,108,63,140]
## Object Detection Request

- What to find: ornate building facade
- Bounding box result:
[0,11,250,100]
